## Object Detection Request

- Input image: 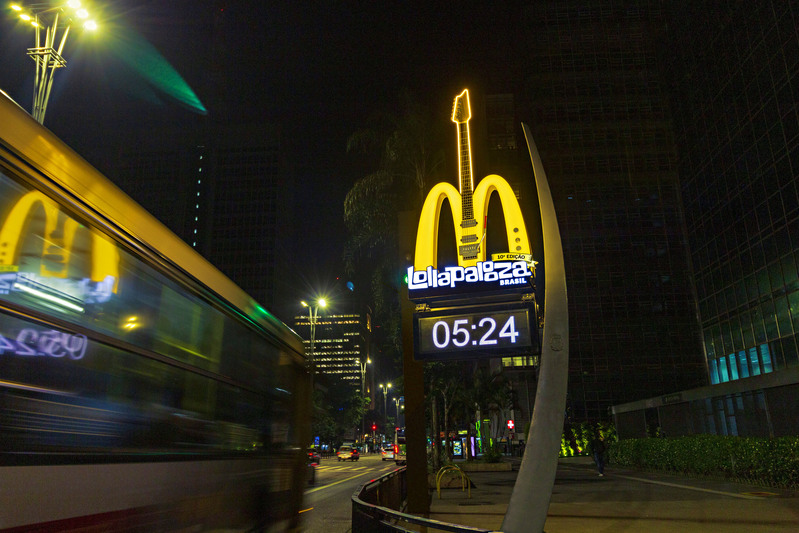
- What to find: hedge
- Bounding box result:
[609,435,799,489]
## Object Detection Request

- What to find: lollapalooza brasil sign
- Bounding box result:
[409,89,538,360]
[408,89,536,302]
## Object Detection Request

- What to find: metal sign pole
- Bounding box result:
[502,124,570,533]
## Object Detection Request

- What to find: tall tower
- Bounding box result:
[660,1,799,434]
[515,2,707,420]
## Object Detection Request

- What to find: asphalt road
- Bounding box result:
[300,452,399,533]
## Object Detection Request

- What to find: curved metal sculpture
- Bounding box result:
[501,123,569,533]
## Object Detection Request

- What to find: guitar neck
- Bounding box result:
[458,122,476,228]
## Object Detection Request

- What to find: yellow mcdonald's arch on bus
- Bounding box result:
[414,175,532,270]
[0,190,119,291]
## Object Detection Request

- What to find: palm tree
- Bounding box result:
[425,362,463,465]
[470,365,513,456]
[342,90,447,363]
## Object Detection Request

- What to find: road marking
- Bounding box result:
[614,474,766,500]
[306,472,369,494]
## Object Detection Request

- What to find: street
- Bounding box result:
[301,452,399,533]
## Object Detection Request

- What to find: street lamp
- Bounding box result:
[301,298,327,387]
[378,382,392,423]
[359,357,371,394]
[392,396,402,420]
[11,1,98,123]
[358,356,370,443]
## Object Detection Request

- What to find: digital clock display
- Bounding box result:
[415,305,535,361]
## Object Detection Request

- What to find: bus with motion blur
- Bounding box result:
[394,427,406,465]
[0,90,310,531]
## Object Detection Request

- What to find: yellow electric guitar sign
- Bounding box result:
[413,89,532,272]
[409,89,534,301]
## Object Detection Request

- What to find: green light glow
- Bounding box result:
[110,28,206,115]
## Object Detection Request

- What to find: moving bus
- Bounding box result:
[0,90,310,531]
[394,427,406,465]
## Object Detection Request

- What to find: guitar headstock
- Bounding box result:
[451,89,471,124]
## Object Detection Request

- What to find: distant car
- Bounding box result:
[307,448,321,464]
[337,445,359,461]
[381,447,394,461]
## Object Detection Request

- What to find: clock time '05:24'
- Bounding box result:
[416,308,533,360]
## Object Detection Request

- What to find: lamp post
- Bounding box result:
[378,382,392,436]
[359,357,371,395]
[301,298,326,390]
[11,1,97,124]
[392,396,402,425]
[358,357,370,444]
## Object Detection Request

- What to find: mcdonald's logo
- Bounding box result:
[408,89,534,300]
[413,175,532,270]
[0,190,119,304]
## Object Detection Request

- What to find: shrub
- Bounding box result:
[482,445,504,463]
[559,421,618,458]
[610,435,799,489]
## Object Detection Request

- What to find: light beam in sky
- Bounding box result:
[108,27,207,115]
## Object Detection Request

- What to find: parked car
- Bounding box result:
[381,447,394,461]
[337,445,359,461]
[307,448,321,464]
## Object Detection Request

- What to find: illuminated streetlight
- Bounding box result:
[10,1,98,123]
[358,356,370,442]
[359,357,371,394]
[379,382,392,424]
[301,298,328,399]
[392,396,402,419]
[301,298,327,382]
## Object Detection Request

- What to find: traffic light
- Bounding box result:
[371,423,377,431]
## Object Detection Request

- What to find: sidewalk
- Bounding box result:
[426,456,799,532]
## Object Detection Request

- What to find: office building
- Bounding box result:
[112,122,292,313]
[512,2,708,421]
[293,305,372,392]
[613,1,799,437]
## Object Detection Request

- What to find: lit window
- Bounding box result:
[749,348,761,376]
[737,351,749,378]
[760,344,773,373]
[728,353,739,380]
[709,360,719,384]
[720,357,731,382]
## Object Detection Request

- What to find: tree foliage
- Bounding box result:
[343,90,447,365]
[311,375,370,446]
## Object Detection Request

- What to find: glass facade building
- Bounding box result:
[113,122,292,313]
[513,2,708,421]
[664,1,799,383]
[293,308,371,391]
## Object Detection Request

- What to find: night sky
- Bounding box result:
[0,0,516,294]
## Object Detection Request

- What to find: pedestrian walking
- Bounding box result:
[590,433,607,476]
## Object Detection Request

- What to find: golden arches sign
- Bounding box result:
[0,190,119,290]
[414,175,531,270]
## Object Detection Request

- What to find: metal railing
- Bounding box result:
[352,466,499,533]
